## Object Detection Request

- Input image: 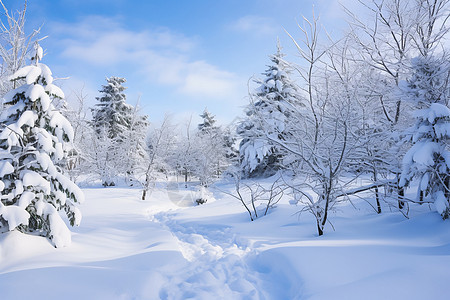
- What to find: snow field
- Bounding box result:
[1,183,450,299]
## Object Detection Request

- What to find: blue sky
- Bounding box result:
[2,0,355,125]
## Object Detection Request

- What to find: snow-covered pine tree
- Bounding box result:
[92,76,133,141]
[222,126,238,162]
[238,41,299,178]
[91,76,145,186]
[0,43,83,247]
[400,55,450,218]
[198,108,217,133]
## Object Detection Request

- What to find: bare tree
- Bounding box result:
[141,115,177,200]
[0,0,41,97]
[174,117,196,188]
[345,0,415,124]
[122,99,149,185]
[61,86,91,181]
[270,13,355,235]
[412,0,450,58]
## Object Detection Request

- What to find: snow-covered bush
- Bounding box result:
[194,186,215,205]
[400,56,450,218]
[400,103,450,217]
[0,44,83,247]
[221,168,285,221]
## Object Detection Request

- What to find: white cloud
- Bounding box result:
[49,16,240,100]
[180,61,238,97]
[228,15,278,36]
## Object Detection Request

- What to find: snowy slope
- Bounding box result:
[1,183,449,299]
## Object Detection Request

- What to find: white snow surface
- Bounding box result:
[0,161,14,177]
[45,83,65,99]
[0,182,450,299]
[21,171,51,194]
[10,66,41,84]
[34,45,44,62]
[0,202,30,230]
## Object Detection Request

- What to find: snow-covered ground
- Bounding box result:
[1,182,449,300]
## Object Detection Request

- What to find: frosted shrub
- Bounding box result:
[400,56,450,218]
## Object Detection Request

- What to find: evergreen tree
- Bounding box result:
[0,44,83,247]
[198,108,218,133]
[400,55,450,218]
[92,76,133,141]
[222,126,238,161]
[91,77,147,186]
[238,41,300,178]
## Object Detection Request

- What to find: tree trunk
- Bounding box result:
[398,187,405,209]
[321,184,331,230]
[373,166,381,214]
[445,176,450,199]
[375,186,381,214]
[317,220,323,236]
[141,189,147,201]
[397,175,405,209]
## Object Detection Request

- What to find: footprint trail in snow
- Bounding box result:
[150,211,265,300]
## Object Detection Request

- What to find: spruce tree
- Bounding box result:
[238,41,300,178]
[92,76,133,141]
[0,44,83,247]
[222,126,238,161]
[198,108,218,133]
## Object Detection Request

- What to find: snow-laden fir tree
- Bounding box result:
[92,76,133,141]
[0,43,83,247]
[238,41,300,178]
[198,108,217,133]
[400,55,450,218]
[90,76,147,186]
[222,126,238,162]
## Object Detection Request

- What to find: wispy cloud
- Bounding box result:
[180,61,237,96]
[228,15,278,36]
[49,16,240,100]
